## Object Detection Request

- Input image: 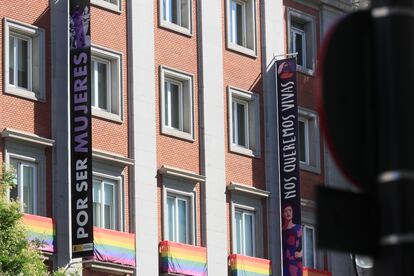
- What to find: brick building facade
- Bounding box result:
[0,0,354,275]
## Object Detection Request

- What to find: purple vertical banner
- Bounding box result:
[69,0,93,258]
[276,58,303,276]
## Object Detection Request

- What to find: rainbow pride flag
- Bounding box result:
[159,240,207,276]
[21,214,55,253]
[229,254,272,276]
[93,227,135,267]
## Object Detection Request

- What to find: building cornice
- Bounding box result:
[1,128,55,147]
[158,165,206,183]
[92,149,134,166]
[227,182,270,198]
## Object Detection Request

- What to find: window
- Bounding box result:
[291,22,306,67]
[160,0,191,35]
[288,9,316,72]
[163,186,195,245]
[161,67,194,140]
[91,0,121,12]
[303,225,316,268]
[298,108,320,173]
[234,208,256,257]
[228,87,260,157]
[166,193,191,244]
[93,176,121,230]
[298,117,309,164]
[4,18,45,101]
[226,0,256,56]
[10,159,37,215]
[91,46,122,121]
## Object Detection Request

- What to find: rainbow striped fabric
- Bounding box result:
[21,214,55,253]
[159,240,207,276]
[229,254,272,276]
[93,227,135,267]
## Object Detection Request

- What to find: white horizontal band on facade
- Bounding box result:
[1,128,55,147]
[158,165,206,183]
[227,182,270,198]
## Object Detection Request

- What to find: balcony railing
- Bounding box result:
[228,254,272,276]
[303,267,332,276]
[92,227,135,267]
[21,214,55,253]
[159,240,207,276]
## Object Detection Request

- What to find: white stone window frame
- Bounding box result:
[228,87,260,158]
[298,116,310,165]
[226,0,257,57]
[159,0,192,37]
[160,66,194,141]
[162,177,197,246]
[92,172,124,231]
[4,142,47,216]
[230,192,264,258]
[91,45,123,123]
[298,108,320,174]
[3,18,46,102]
[303,224,317,269]
[92,162,125,232]
[301,199,323,270]
[91,0,122,13]
[287,8,317,75]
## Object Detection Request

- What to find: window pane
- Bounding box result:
[164,82,170,126]
[236,3,244,46]
[17,38,28,89]
[91,61,96,107]
[235,211,242,254]
[298,120,306,162]
[9,37,14,85]
[93,181,102,227]
[169,83,180,129]
[244,214,254,256]
[22,166,34,214]
[167,196,176,241]
[295,32,304,66]
[232,102,237,144]
[236,103,246,146]
[171,0,179,24]
[10,161,18,201]
[178,199,188,243]
[97,62,108,110]
[104,184,114,229]
[305,227,315,268]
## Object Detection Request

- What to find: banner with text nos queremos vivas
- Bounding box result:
[276,58,303,276]
[70,0,93,258]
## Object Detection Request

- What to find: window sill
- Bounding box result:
[91,0,122,13]
[159,20,192,37]
[227,43,257,58]
[300,162,321,174]
[162,126,194,142]
[92,107,123,123]
[5,86,45,102]
[230,144,259,158]
[297,65,315,76]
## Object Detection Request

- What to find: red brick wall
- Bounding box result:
[221,0,267,255]
[90,2,131,232]
[154,0,202,245]
[0,1,52,216]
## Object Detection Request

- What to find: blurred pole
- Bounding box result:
[371,0,414,274]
